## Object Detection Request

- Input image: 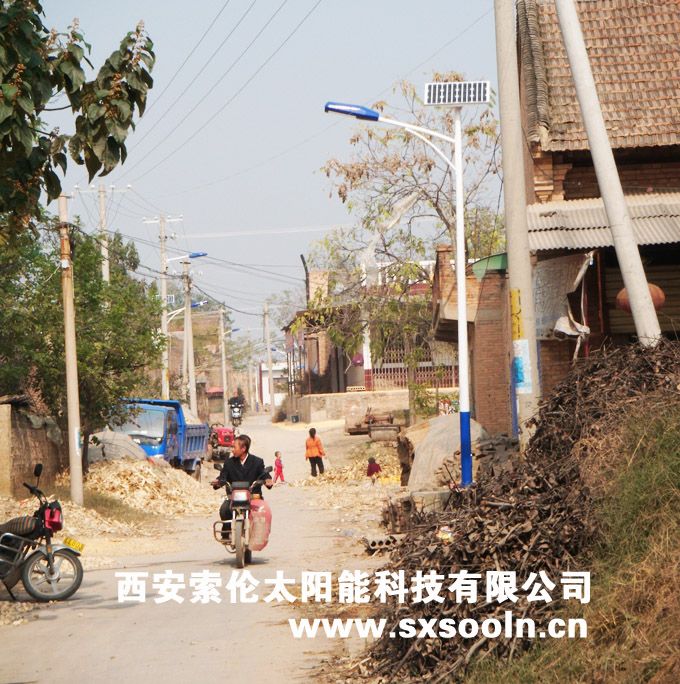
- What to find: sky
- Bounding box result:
[42,0,499,343]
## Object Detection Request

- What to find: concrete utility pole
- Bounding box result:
[263,303,275,412]
[182,260,198,415]
[97,184,110,283]
[58,195,84,506]
[555,0,661,346]
[218,308,229,424]
[494,0,542,447]
[158,215,169,399]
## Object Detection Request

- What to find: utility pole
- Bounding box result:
[218,308,229,425]
[263,303,274,413]
[58,195,84,506]
[494,0,542,447]
[182,260,198,415]
[159,215,169,399]
[554,0,661,346]
[143,214,183,399]
[97,184,110,282]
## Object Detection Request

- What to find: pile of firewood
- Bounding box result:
[347,341,680,682]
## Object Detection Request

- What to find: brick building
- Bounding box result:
[433,0,680,436]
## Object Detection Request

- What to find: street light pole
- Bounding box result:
[324,99,477,486]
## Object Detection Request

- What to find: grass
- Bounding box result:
[466,402,680,684]
[53,484,157,526]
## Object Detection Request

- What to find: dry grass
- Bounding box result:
[468,401,680,684]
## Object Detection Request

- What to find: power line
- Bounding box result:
[192,282,264,317]
[118,0,281,181]
[122,0,256,159]
[146,5,492,200]
[128,0,324,184]
[144,0,234,115]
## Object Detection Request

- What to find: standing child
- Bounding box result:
[367,456,382,485]
[273,451,285,484]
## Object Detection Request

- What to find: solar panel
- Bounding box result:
[424,81,490,106]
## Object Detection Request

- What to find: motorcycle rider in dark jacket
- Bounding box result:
[211,434,272,531]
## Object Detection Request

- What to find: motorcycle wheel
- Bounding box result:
[234,519,245,568]
[22,548,83,602]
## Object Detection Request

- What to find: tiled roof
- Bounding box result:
[527,192,680,250]
[518,0,680,151]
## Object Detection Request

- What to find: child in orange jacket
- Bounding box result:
[305,427,325,477]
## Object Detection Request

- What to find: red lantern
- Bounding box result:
[615,283,665,313]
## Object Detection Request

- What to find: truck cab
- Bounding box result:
[113,400,208,479]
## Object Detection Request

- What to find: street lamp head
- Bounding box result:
[188,251,208,259]
[324,102,380,121]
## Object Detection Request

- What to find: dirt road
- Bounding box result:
[0,415,382,683]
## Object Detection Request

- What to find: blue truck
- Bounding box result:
[112,399,210,480]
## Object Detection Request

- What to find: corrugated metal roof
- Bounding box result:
[527,192,680,250]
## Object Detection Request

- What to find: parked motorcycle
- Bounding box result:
[212,464,272,568]
[0,464,84,602]
[230,404,243,429]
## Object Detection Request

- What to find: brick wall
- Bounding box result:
[539,340,574,397]
[0,405,67,497]
[563,162,680,200]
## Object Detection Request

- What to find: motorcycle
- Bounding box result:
[0,464,84,602]
[229,404,243,429]
[212,464,272,568]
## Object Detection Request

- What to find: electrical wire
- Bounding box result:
[144,0,234,115]
[117,0,281,180]
[146,4,492,200]
[127,0,324,184]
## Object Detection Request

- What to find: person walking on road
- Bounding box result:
[305,427,325,477]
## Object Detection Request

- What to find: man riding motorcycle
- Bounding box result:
[210,434,273,533]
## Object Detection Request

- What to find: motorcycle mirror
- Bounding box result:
[264,465,273,473]
[213,463,223,471]
[33,463,43,478]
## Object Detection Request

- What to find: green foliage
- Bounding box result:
[0,226,164,435]
[0,2,154,241]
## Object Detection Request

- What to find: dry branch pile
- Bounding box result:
[349,341,680,682]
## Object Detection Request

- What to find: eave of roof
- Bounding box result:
[527,192,680,250]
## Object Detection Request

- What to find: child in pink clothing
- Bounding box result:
[273,451,285,484]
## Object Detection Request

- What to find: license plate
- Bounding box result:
[62,536,84,553]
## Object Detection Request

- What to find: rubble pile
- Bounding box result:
[71,459,217,515]
[351,341,680,682]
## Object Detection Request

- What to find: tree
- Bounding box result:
[0,226,164,470]
[322,73,504,260]
[302,74,503,419]
[0,2,154,241]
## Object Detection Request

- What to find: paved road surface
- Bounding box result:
[1,415,359,684]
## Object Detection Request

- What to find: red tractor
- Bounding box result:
[209,424,235,461]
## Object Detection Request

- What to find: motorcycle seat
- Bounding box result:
[0,516,39,537]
